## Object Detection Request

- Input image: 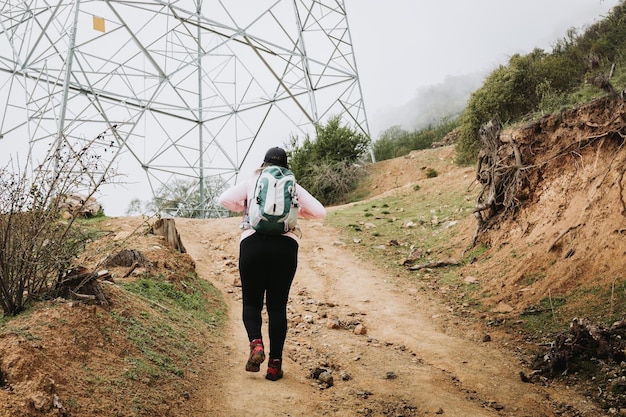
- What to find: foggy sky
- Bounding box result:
[346,0,622,136]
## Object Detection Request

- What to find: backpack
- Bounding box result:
[247,166,299,234]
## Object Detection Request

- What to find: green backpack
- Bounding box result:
[248,166,299,234]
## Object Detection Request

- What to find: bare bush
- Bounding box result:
[0,132,117,316]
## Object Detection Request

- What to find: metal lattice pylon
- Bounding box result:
[0,0,370,216]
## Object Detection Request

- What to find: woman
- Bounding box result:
[218,146,326,381]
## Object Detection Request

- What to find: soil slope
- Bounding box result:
[466,94,626,314]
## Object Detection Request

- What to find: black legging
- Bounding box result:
[239,232,298,360]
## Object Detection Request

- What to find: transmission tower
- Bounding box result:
[0,0,370,216]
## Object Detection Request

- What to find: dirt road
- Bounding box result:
[176,217,602,417]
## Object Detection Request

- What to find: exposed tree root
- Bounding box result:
[471,99,626,247]
[472,118,527,247]
[525,318,626,381]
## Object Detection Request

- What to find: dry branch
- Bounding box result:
[528,317,626,379]
[123,262,140,278]
[69,291,97,301]
[408,259,460,271]
[620,168,626,216]
[54,267,110,308]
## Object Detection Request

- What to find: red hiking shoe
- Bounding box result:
[245,339,265,372]
[265,358,283,381]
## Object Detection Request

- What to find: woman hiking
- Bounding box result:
[218,146,326,381]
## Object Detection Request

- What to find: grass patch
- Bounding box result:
[115,276,226,382]
[5,325,42,342]
[461,243,488,265]
[326,186,477,310]
[327,189,473,269]
[122,276,225,328]
[519,277,626,340]
[520,295,568,336]
[519,272,546,286]
[562,277,626,325]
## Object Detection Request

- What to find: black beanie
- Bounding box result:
[263,147,288,168]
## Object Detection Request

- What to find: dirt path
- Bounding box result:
[176,217,601,417]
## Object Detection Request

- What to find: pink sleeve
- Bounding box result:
[219,178,325,220]
[296,184,326,220]
[218,179,250,212]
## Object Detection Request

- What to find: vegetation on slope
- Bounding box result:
[456,1,626,164]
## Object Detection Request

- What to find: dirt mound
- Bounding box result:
[0,218,215,417]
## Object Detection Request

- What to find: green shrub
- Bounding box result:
[374,118,459,162]
[425,168,438,178]
[297,160,367,206]
[373,126,409,161]
[288,115,370,205]
[455,1,626,165]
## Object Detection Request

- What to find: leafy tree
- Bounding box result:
[128,177,228,218]
[373,126,410,161]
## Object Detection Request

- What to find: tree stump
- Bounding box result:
[150,218,186,253]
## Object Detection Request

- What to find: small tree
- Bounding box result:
[373,125,409,161]
[0,131,118,316]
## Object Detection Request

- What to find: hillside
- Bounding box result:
[0,94,625,416]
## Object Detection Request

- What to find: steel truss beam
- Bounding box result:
[0,0,370,216]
